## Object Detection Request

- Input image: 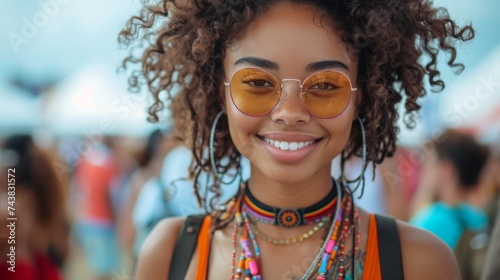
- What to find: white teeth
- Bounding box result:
[280,142,289,150]
[263,138,315,151]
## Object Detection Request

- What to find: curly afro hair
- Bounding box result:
[119,0,474,212]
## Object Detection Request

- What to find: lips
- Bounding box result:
[257,134,321,163]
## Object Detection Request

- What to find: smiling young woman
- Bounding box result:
[119,1,474,279]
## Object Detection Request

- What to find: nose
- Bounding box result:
[270,79,311,125]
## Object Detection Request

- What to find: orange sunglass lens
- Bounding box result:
[302,71,352,118]
[230,69,280,116]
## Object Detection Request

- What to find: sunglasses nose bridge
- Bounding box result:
[271,78,308,116]
[279,78,303,101]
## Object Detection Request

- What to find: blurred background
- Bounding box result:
[0,0,498,280]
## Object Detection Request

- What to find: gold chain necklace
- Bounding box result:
[248,215,331,245]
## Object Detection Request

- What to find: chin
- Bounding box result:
[258,165,319,185]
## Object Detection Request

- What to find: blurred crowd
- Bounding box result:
[0,128,499,280]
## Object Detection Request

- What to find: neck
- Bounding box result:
[439,183,464,206]
[247,167,334,209]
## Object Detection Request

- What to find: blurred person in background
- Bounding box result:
[409,129,490,279]
[73,137,127,280]
[481,148,500,280]
[0,135,67,280]
[481,147,500,235]
[379,147,423,221]
[116,129,179,260]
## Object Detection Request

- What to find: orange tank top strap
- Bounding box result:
[195,215,213,280]
[362,214,382,280]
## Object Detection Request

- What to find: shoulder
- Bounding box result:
[135,217,185,280]
[397,220,460,280]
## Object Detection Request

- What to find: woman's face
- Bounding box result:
[222,2,362,184]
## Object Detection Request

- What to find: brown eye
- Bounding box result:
[248,80,273,87]
[316,83,331,90]
[311,83,337,90]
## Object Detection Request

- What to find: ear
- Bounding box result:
[352,87,363,120]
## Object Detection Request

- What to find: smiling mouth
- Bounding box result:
[259,136,318,151]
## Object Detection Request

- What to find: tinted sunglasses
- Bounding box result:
[224,68,357,119]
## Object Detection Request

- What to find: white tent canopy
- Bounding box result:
[0,82,41,136]
[43,62,165,137]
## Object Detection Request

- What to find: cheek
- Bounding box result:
[326,101,357,145]
[226,99,260,157]
[325,117,353,153]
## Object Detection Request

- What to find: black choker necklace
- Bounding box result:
[241,180,338,228]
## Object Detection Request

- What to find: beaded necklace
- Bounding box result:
[231,192,263,280]
[300,182,343,280]
[229,180,359,280]
[317,191,360,280]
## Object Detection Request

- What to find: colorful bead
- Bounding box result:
[236,213,243,226]
[248,259,259,275]
[318,252,330,273]
[326,240,335,253]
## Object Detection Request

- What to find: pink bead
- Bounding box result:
[248,259,259,275]
[326,240,335,253]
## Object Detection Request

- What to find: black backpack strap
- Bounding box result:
[168,214,206,280]
[375,214,404,280]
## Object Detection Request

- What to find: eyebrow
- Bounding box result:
[306,60,350,72]
[234,57,279,71]
[233,57,350,72]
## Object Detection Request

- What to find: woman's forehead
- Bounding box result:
[223,2,357,76]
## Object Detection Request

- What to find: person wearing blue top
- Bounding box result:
[410,129,490,279]
[411,201,487,249]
